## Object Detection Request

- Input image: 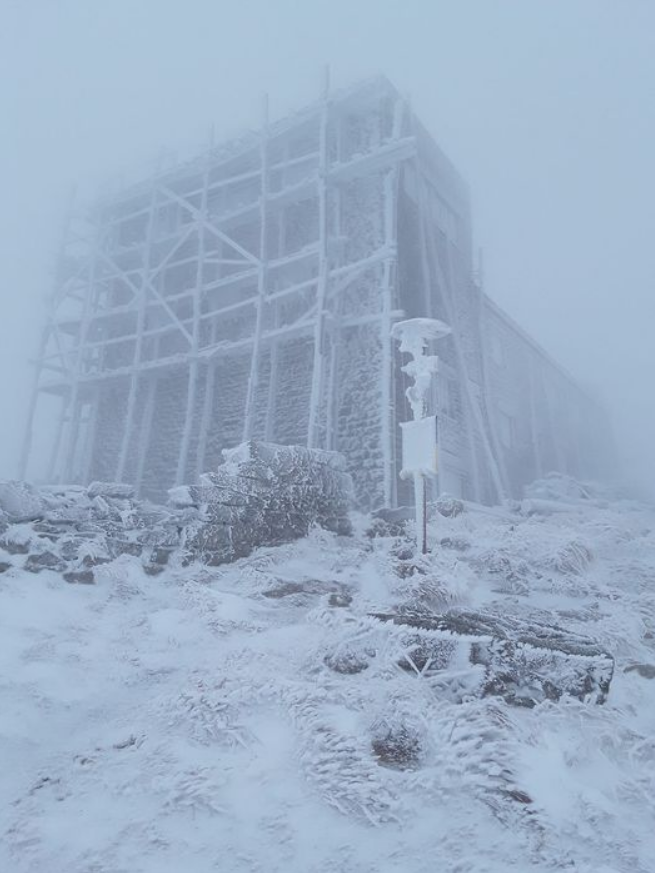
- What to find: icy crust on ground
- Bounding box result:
[2,482,655,872]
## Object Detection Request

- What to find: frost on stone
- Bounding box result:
[181,440,354,565]
[524,472,592,503]
[87,481,136,500]
[549,540,593,576]
[472,548,531,596]
[0,480,45,522]
[0,481,182,583]
[0,444,353,581]
[371,609,614,707]
[371,717,423,770]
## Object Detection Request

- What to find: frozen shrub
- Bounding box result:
[371,719,422,770]
[434,494,465,518]
[551,540,593,576]
[183,441,353,565]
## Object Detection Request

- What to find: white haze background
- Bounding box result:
[1,0,653,495]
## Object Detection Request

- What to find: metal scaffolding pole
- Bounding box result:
[380,164,399,508]
[242,94,270,443]
[21,188,77,482]
[62,220,100,483]
[115,182,158,483]
[195,319,218,480]
[527,353,544,481]
[135,376,157,493]
[19,325,49,482]
[307,67,331,449]
[175,149,211,485]
[47,397,68,483]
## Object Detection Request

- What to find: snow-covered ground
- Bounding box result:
[2,482,655,872]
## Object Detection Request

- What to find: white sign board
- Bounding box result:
[399,415,439,479]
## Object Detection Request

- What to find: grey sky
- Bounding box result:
[1,0,654,492]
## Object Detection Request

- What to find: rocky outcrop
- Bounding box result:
[0,480,45,523]
[372,609,614,706]
[173,441,353,565]
[0,441,354,580]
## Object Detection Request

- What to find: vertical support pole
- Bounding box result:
[196,319,218,478]
[116,183,158,483]
[19,325,49,481]
[264,329,278,442]
[264,182,286,443]
[307,66,330,448]
[21,186,76,482]
[196,362,216,478]
[243,94,270,442]
[527,353,543,480]
[323,113,343,454]
[324,114,343,453]
[62,222,100,483]
[82,398,100,484]
[325,331,339,451]
[176,149,211,485]
[413,474,427,553]
[380,166,398,507]
[62,400,84,482]
[47,396,68,482]
[135,376,157,493]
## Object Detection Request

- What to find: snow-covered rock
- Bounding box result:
[372,609,614,706]
[183,440,354,564]
[87,481,135,500]
[0,479,45,522]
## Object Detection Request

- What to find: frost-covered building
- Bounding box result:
[23,76,612,508]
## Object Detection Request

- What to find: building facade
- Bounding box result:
[22,77,613,508]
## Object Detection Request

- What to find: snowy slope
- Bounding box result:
[2,485,655,873]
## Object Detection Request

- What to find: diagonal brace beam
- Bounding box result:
[158,184,260,265]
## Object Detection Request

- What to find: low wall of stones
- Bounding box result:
[0,441,354,582]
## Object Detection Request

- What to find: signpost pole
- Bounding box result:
[391,318,451,555]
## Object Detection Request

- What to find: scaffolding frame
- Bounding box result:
[22,77,415,502]
[22,75,612,506]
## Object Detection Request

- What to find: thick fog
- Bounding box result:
[1,0,654,496]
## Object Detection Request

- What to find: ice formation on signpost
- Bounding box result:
[391,318,451,553]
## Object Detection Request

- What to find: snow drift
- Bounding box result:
[1,473,655,872]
